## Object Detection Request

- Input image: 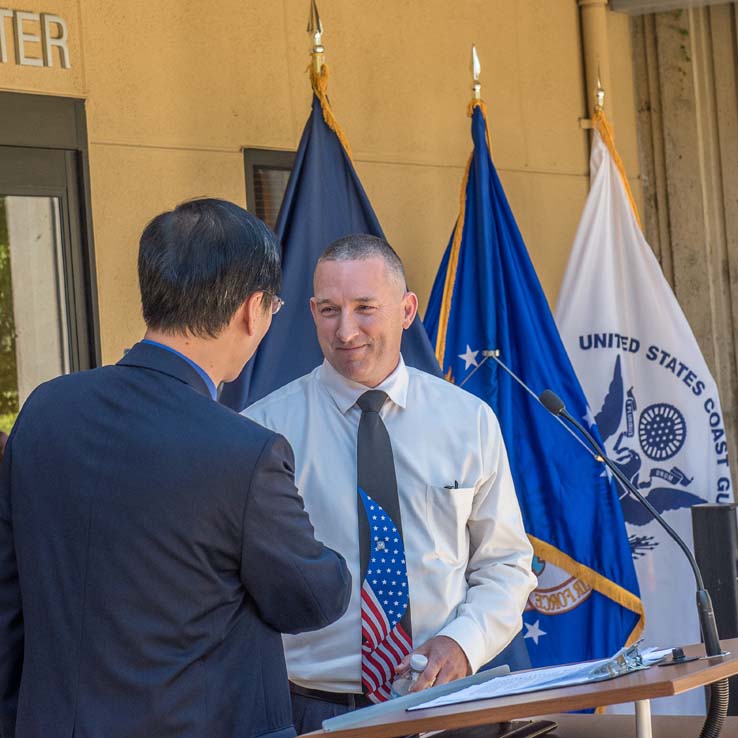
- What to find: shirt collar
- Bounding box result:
[317,355,409,414]
[139,339,218,400]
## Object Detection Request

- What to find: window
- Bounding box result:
[0,93,99,435]
[0,195,69,430]
[243,149,295,231]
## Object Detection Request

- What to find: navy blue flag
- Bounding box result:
[425,100,643,667]
[220,80,440,410]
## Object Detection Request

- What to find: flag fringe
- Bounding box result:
[435,98,490,369]
[309,64,354,160]
[592,110,642,231]
[435,153,471,369]
[529,534,646,646]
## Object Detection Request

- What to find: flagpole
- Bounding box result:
[578,0,612,121]
[305,0,353,159]
[471,44,481,101]
[307,0,324,77]
[594,69,605,114]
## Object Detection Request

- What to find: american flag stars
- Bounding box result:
[358,489,412,702]
[362,494,409,629]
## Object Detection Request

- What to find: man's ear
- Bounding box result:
[401,291,419,329]
[309,297,319,325]
[241,292,267,336]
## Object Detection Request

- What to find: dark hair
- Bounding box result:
[318,234,406,288]
[138,198,281,337]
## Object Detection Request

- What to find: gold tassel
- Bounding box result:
[309,63,354,161]
[592,109,643,232]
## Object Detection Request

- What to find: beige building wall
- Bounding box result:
[0,0,642,364]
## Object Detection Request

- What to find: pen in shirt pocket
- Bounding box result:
[444,481,460,489]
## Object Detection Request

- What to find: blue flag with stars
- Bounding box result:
[220,77,440,411]
[424,100,643,667]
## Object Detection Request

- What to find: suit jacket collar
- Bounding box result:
[118,341,214,399]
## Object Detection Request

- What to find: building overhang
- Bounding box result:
[610,0,727,14]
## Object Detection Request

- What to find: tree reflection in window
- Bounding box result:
[0,197,19,435]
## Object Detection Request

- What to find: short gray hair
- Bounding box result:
[317,234,407,289]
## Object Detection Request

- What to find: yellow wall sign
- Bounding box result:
[0,8,70,68]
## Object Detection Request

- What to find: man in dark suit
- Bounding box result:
[0,198,351,738]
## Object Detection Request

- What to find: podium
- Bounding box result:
[300,639,738,738]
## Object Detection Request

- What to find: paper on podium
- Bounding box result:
[409,646,672,711]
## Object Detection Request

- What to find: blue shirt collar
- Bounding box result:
[141,339,218,400]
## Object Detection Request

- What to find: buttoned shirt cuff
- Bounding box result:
[436,616,490,675]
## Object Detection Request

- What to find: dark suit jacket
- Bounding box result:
[0,342,351,738]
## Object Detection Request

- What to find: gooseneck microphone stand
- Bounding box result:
[538,389,728,738]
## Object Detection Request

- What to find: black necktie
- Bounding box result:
[356,390,413,702]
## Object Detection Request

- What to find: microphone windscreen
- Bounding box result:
[539,389,565,415]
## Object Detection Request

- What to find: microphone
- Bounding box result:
[539,389,565,417]
[538,389,722,658]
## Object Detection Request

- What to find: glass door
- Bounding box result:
[0,146,97,435]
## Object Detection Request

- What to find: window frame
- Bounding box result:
[0,92,100,373]
[243,147,296,230]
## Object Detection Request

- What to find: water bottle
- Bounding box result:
[390,653,429,698]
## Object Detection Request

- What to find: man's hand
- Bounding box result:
[397,635,471,693]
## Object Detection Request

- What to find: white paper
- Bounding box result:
[409,648,671,711]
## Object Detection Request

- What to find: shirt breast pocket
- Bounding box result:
[425,485,476,565]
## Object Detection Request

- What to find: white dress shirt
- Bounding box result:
[244,356,536,692]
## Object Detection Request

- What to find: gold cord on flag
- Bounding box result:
[435,152,471,370]
[306,1,353,161]
[466,98,493,155]
[592,109,642,231]
[435,98,490,369]
[309,64,354,161]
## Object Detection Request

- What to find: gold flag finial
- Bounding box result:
[308,0,325,76]
[595,64,605,112]
[471,44,481,100]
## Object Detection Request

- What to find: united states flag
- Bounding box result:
[358,489,412,702]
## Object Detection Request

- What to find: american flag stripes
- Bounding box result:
[358,489,412,702]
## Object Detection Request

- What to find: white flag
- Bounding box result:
[556,114,732,715]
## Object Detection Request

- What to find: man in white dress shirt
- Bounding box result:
[245,234,536,731]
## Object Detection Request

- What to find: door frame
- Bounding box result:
[0,92,100,371]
